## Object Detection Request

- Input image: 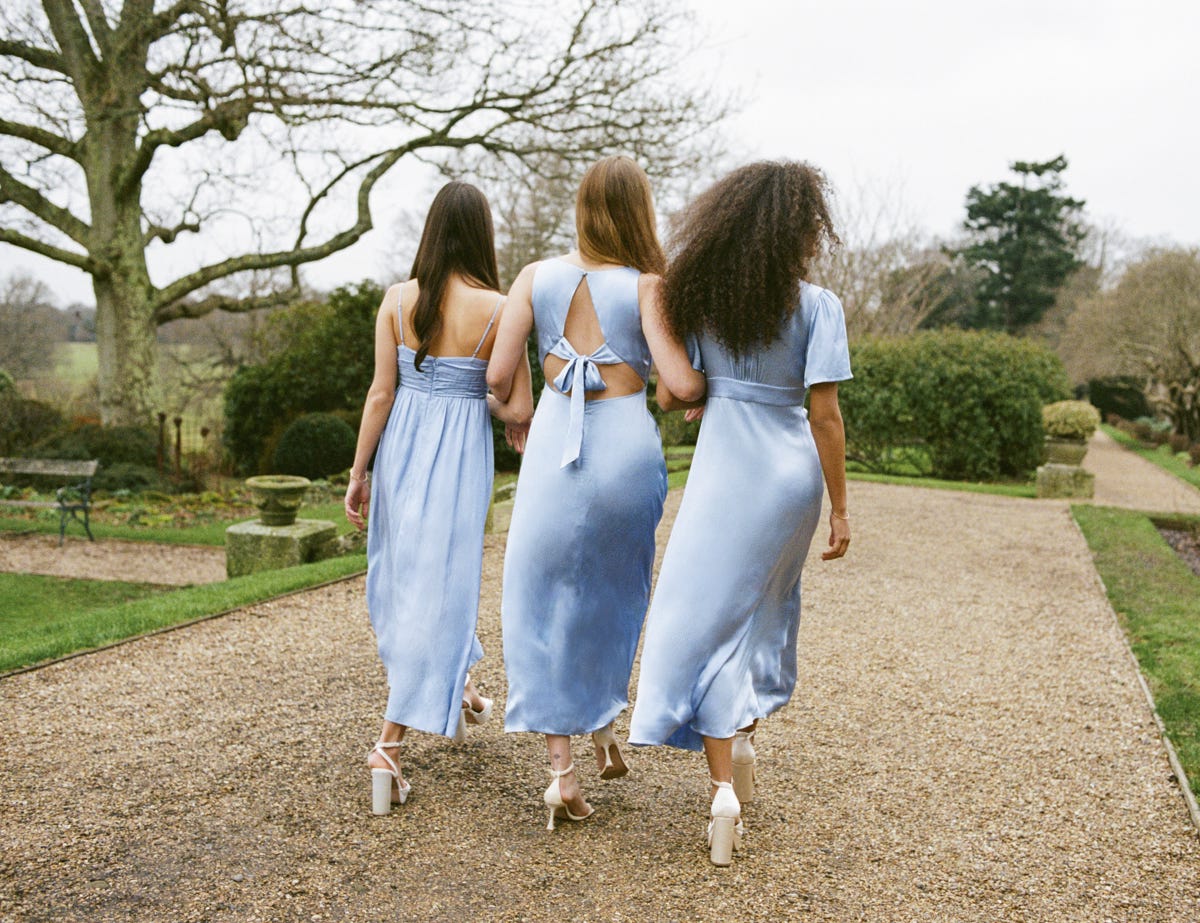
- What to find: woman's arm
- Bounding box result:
[640,274,706,408]
[808,381,850,560]
[344,285,402,530]
[488,346,534,426]
[486,264,536,403]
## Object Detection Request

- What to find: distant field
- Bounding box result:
[39,342,229,440]
[54,342,99,384]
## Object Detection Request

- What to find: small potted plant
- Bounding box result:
[1042,400,1101,465]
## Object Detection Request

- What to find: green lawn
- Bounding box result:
[0,553,367,673]
[1072,505,1200,796]
[1102,424,1200,490]
[846,469,1036,498]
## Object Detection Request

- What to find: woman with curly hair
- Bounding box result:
[628,161,852,865]
[487,155,705,830]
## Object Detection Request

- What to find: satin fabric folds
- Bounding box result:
[366,345,493,738]
[629,283,853,752]
[502,258,666,735]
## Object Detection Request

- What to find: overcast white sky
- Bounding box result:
[4,0,1198,306]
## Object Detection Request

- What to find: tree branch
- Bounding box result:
[0,117,79,160]
[40,0,101,81]
[154,288,299,324]
[0,38,67,74]
[0,165,92,245]
[0,226,96,272]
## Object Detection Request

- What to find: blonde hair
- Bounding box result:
[575,156,666,275]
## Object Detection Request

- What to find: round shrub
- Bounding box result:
[273,412,357,479]
[93,462,170,493]
[1042,400,1100,440]
[841,330,1070,480]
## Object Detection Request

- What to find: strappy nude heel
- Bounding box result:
[732,729,757,803]
[707,780,744,867]
[543,763,594,830]
[369,741,410,815]
[454,673,493,743]
[592,723,629,780]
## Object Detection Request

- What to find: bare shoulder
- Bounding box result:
[638,272,663,294]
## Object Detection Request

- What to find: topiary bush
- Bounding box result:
[1042,400,1101,440]
[841,330,1070,480]
[272,412,358,480]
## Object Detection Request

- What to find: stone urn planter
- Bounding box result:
[246,475,311,526]
[1044,437,1089,466]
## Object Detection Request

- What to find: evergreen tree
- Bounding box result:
[953,155,1086,332]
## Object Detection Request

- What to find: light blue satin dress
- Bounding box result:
[502,258,667,735]
[366,301,501,737]
[629,283,852,751]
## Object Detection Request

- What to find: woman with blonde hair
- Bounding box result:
[345,181,532,815]
[487,155,705,829]
[629,160,852,865]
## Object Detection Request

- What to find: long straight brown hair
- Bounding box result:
[409,181,500,370]
[575,156,666,275]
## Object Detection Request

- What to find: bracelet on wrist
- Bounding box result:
[349,469,369,483]
[830,510,849,521]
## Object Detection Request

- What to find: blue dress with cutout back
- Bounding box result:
[501,259,667,735]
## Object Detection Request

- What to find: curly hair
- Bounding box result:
[662,161,839,356]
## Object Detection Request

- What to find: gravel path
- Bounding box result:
[1084,430,1200,515]
[2,481,1199,922]
[0,533,226,586]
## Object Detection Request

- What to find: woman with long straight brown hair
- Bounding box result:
[487,156,705,829]
[628,161,851,866]
[345,180,532,815]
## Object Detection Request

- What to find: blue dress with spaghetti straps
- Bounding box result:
[502,258,668,735]
[365,298,501,737]
[629,282,852,751]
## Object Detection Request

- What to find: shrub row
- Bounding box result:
[840,330,1070,480]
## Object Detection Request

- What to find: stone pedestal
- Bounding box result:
[1036,463,1095,499]
[225,518,339,578]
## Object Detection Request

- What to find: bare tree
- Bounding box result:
[0,271,60,377]
[810,179,948,338]
[1,0,722,423]
[1061,248,1200,440]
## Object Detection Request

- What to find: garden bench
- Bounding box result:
[0,457,100,545]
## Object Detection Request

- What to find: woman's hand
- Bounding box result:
[505,420,530,454]
[345,479,370,530]
[821,511,850,560]
[684,405,705,423]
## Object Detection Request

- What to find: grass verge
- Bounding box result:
[847,469,1037,498]
[1102,424,1200,490]
[0,553,366,674]
[1072,505,1200,797]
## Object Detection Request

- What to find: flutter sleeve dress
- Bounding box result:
[629,282,852,751]
[365,304,499,738]
[502,259,668,736]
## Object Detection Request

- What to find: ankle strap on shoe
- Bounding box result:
[375,740,402,748]
[549,763,576,778]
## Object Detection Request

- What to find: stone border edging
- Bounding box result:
[1070,515,1200,840]
[0,568,367,681]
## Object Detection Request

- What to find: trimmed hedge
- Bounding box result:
[841,330,1069,480]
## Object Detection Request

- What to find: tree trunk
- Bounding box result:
[94,265,157,426]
